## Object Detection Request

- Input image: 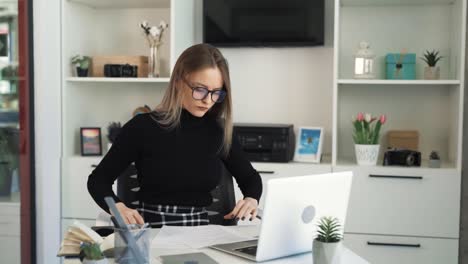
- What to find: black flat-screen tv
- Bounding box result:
[203,0,325,47]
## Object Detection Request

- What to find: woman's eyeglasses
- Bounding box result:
[184,80,227,103]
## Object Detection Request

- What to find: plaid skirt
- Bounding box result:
[138,202,209,228]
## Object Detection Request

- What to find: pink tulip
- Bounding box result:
[356,112,364,121]
[379,114,387,124]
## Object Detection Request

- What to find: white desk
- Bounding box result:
[63,225,369,264]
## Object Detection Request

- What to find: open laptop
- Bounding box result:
[210,171,353,262]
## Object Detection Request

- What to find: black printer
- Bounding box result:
[233,123,295,162]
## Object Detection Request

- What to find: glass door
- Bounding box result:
[0,0,34,263]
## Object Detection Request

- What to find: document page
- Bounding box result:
[152,225,254,249]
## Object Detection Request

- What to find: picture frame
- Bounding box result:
[294,127,324,163]
[80,127,102,156]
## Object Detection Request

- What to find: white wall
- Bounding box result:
[33,0,61,263]
[222,47,334,156]
[194,0,336,156]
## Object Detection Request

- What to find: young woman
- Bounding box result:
[87,43,262,227]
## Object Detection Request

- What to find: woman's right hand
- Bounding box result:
[115,202,145,225]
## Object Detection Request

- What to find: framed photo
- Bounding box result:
[294,127,324,163]
[80,127,102,156]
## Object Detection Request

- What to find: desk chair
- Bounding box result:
[116,164,139,209]
[95,164,139,226]
[206,164,238,226]
[96,163,238,226]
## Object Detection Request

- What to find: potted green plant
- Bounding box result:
[429,150,441,168]
[352,112,387,165]
[313,216,343,264]
[106,122,122,151]
[421,50,442,80]
[71,55,91,77]
[80,242,108,264]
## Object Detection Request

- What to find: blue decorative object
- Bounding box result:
[386,53,416,80]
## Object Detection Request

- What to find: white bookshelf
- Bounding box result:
[61,0,197,158]
[334,0,465,262]
[59,0,198,230]
[333,0,466,168]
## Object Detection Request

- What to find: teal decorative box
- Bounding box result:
[386,53,416,80]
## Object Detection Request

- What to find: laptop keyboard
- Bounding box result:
[234,245,258,256]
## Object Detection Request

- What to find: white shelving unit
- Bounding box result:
[60,0,198,228]
[333,0,466,168]
[61,0,197,157]
[333,0,466,262]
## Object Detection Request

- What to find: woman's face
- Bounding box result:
[181,67,224,117]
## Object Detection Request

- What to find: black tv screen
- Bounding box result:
[203,0,325,47]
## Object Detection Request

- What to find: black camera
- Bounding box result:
[104,64,138,77]
[383,148,421,167]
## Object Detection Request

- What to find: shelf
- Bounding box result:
[341,0,455,6]
[337,79,461,85]
[66,77,170,83]
[68,0,170,9]
[335,158,457,170]
[0,192,20,205]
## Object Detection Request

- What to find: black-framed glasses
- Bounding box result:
[184,80,227,103]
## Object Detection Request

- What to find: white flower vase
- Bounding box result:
[313,240,343,264]
[82,258,108,264]
[354,144,380,166]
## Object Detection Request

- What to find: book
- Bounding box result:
[57,220,109,257]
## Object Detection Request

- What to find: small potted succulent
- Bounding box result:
[106,122,122,151]
[421,50,443,80]
[71,55,91,77]
[313,216,343,264]
[429,150,441,168]
[79,242,107,264]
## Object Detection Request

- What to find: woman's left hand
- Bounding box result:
[224,197,258,221]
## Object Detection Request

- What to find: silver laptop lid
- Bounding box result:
[255,171,353,262]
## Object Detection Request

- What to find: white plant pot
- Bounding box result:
[354,144,380,166]
[82,258,108,264]
[313,240,343,264]
[424,66,440,80]
[428,159,441,168]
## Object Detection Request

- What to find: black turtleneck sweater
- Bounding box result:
[87,109,262,212]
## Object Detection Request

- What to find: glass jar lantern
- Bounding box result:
[354,41,375,79]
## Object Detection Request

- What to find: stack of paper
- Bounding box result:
[152,225,253,249]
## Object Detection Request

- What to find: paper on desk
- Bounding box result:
[152,225,253,249]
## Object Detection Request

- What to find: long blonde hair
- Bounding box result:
[155,43,233,157]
